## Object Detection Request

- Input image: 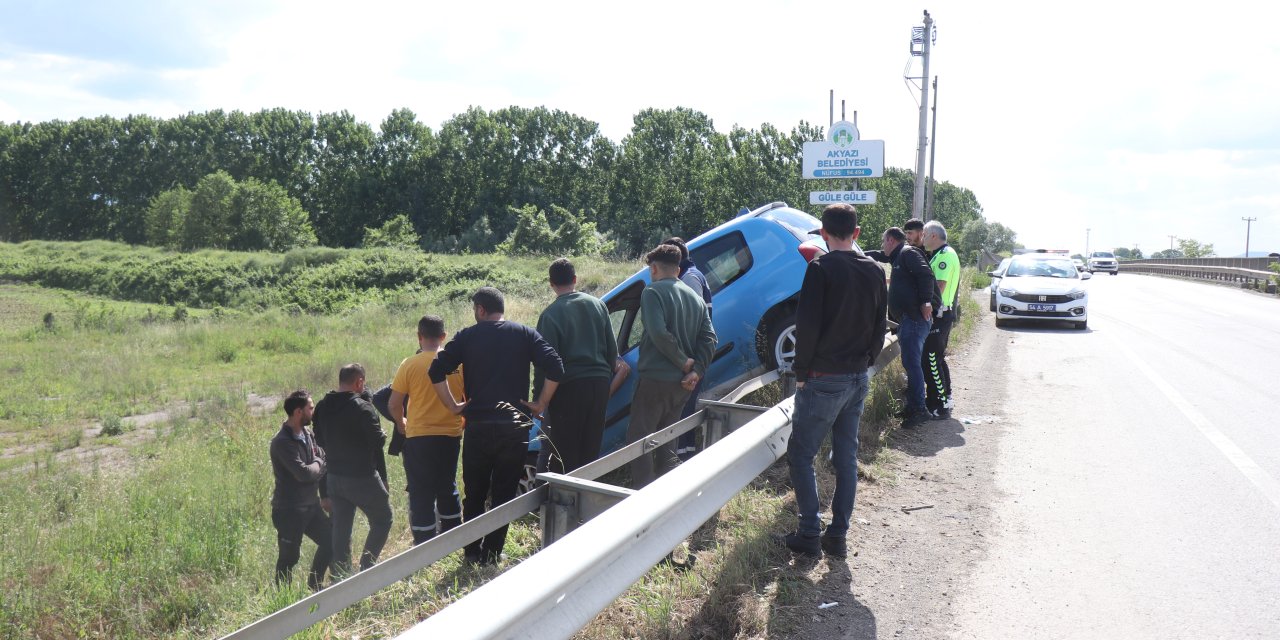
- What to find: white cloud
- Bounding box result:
[2,0,1279,254]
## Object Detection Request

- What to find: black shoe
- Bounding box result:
[774,531,821,557]
[893,407,910,419]
[820,535,848,559]
[901,409,930,429]
[931,407,951,421]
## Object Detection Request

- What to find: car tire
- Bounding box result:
[989,294,996,312]
[995,317,1009,328]
[1110,272,1118,276]
[761,312,797,371]
[1075,320,1088,330]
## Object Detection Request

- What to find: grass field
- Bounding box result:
[0,240,981,639]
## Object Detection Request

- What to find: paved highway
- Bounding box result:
[951,273,1280,638]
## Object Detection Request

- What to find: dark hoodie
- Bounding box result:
[312,390,388,483]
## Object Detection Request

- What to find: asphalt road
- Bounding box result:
[951,274,1280,638]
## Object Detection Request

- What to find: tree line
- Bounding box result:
[0,106,1014,258]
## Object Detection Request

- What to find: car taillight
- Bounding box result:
[798,244,825,263]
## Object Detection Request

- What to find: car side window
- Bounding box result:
[692,231,753,296]
[606,281,646,354]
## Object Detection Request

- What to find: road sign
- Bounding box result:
[802,140,885,179]
[809,191,877,205]
[828,120,860,144]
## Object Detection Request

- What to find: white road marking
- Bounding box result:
[1107,331,1280,512]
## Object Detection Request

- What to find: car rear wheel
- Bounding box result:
[762,312,797,371]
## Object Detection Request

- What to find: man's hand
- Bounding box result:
[320,498,332,514]
[680,371,700,392]
[395,418,407,436]
[682,358,695,374]
[521,399,546,421]
[920,302,933,321]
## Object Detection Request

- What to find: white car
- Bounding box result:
[988,257,1012,312]
[993,254,1092,330]
[1088,251,1119,275]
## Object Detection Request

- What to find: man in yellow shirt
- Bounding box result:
[389,315,465,545]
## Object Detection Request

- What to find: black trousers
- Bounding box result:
[923,312,954,413]
[462,420,528,562]
[272,503,332,590]
[543,376,610,474]
[402,435,463,544]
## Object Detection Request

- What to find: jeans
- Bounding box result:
[626,377,691,488]
[897,314,933,412]
[462,420,529,562]
[787,372,870,538]
[327,472,393,576]
[402,435,462,544]
[272,503,332,590]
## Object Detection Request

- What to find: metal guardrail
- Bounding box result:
[222,334,900,640]
[1124,262,1277,294]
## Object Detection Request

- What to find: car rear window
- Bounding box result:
[692,231,753,295]
[758,209,821,242]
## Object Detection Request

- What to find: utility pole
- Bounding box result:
[924,76,939,221]
[1085,228,1090,257]
[910,10,934,220]
[1168,235,1177,254]
[1242,216,1257,257]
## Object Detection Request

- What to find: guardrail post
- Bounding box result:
[537,474,635,547]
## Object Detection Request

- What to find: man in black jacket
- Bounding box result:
[313,364,392,577]
[430,287,565,565]
[867,227,937,428]
[779,204,887,558]
[269,389,332,589]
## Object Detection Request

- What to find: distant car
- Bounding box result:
[1072,258,1086,272]
[1088,251,1119,275]
[988,257,1012,312]
[596,202,833,454]
[993,253,1092,330]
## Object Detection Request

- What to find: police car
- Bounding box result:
[993,250,1092,330]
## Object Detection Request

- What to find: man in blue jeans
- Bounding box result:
[868,226,937,428]
[780,203,887,558]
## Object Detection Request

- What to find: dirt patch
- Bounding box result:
[1,392,279,475]
[779,297,1010,639]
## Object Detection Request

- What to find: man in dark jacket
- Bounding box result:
[779,203,887,558]
[313,364,392,577]
[269,389,332,590]
[868,227,937,428]
[430,286,565,565]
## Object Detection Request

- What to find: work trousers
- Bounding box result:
[626,377,691,488]
[923,312,954,413]
[462,420,529,563]
[402,435,462,545]
[272,503,332,590]
[327,471,393,577]
[543,376,611,474]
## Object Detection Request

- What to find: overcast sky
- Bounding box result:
[2,0,1277,256]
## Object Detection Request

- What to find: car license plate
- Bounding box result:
[1028,303,1056,312]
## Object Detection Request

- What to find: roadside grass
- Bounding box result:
[0,246,980,639]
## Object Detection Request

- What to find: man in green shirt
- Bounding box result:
[535,258,619,474]
[922,220,960,419]
[625,244,717,488]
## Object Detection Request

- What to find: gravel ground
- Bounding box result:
[781,305,1008,639]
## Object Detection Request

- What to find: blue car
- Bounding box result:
[596,201,838,454]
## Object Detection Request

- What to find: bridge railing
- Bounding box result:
[1123,260,1277,294]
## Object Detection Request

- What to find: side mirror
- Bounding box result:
[1081,272,1093,280]
[987,271,999,277]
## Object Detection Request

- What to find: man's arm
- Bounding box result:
[904,248,936,320]
[601,301,618,368]
[640,287,689,369]
[433,381,466,415]
[868,271,889,367]
[271,437,326,483]
[791,263,824,384]
[609,357,630,396]
[523,329,564,417]
[864,249,891,263]
[389,390,408,436]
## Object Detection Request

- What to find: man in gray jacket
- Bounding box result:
[269,389,332,590]
[625,244,717,488]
